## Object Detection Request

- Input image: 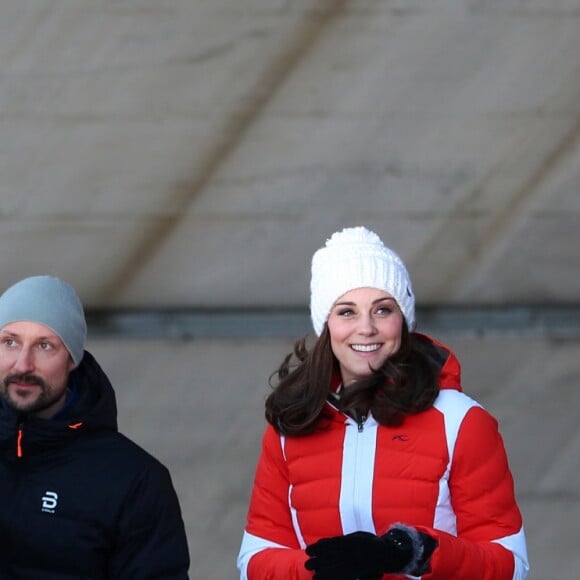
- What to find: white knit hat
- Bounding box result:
[310,226,415,335]
[0,275,87,365]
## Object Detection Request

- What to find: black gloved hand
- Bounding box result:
[304,525,437,580]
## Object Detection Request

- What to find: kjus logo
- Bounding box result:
[41,491,59,513]
[392,434,409,442]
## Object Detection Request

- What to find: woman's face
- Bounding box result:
[326,287,404,387]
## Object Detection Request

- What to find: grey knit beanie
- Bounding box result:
[0,275,87,365]
[310,226,415,336]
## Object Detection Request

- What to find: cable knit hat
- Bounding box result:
[310,226,415,335]
[0,275,87,365]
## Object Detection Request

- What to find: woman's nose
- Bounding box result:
[357,314,377,335]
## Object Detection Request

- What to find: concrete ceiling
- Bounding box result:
[1,0,579,311]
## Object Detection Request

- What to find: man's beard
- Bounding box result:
[1,373,64,416]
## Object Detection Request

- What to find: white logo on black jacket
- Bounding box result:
[41,491,58,513]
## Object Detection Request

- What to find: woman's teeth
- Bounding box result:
[351,344,381,352]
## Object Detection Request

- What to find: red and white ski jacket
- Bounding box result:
[237,335,529,579]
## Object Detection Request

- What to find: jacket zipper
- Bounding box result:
[351,412,370,531]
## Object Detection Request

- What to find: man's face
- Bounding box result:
[0,321,75,419]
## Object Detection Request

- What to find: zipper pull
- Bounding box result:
[356,411,366,433]
[17,426,24,458]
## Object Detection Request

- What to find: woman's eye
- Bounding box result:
[338,308,354,316]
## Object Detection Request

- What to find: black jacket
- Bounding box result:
[0,351,190,579]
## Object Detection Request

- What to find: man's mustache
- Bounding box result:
[4,373,47,389]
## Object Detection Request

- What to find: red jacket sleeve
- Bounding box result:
[238,425,311,579]
[420,406,528,579]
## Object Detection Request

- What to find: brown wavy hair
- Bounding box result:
[265,322,440,436]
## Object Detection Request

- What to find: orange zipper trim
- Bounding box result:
[17,427,23,458]
[16,422,84,457]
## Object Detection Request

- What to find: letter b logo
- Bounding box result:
[41,491,58,513]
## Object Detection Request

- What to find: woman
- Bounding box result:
[237,226,529,579]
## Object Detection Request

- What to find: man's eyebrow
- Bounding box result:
[0,329,59,340]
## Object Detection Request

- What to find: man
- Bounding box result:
[0,275,190,579]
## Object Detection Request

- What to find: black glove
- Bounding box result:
[304,525,437,580]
